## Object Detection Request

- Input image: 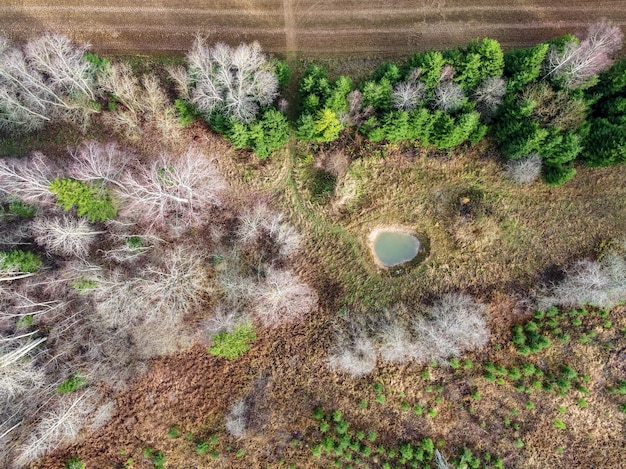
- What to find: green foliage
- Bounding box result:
[49,178,117,222]
[553,418,567,430]
[64,458,85,469]
[208,323,256,360]
[453,38,504,91]
[83,51,111,78]
[196,441,210,455]
[70,277,98,294]
[174,99,202,127]
[543,162,576,186]
[503,43,550,93]
[315,108,343,142]
[167,426,180,438]
[274,60,292,88]
[57,374,88,394]
[8,200,37,218]
[407,50,446,91]
[298,65,352,116]
[227,109,290,158]
[0,250,42,273]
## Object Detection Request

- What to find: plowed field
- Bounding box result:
[1,0,626,56]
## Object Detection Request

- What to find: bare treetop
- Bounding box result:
[187,37,278,124]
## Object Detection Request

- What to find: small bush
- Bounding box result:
[505,154,542,184]
[8,200,38,218]
[0,249,42,273]
[174,99,202,127]
[57,374,88,394]
[64,458,85,469]
[208,323,256,360]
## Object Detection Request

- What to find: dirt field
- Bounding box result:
[2,0,626,57]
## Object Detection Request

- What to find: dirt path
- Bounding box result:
[1,1,625,57]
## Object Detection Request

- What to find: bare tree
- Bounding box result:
[392,80,426,111]
[68,141,136,188]
[544,19,624,89]
[432,81,465,113]
[473,76,506,119]
[253,268,318,327]
[328,333,377,377]
[167,64,191,100]
[187,38,278,123]
[14,390,98,467]
[410,293,489,363]
[116,146,225,234]
[504,153,542,185]
[342,90,373,126]
[32,216,103,258]
[538,251,626,309]
[23,33,96,103]
[134,245,212,322]
[0,152,56,206]
[0,34,98,132]
[225,399,248,438]
[378,319,414,363]
[237,203,301,259]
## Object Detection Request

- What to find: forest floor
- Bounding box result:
[26,109,626,468]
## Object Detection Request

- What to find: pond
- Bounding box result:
[370,229,421,268]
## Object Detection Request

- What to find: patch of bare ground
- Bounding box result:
[2,1,626,57]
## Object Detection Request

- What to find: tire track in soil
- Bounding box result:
[283,0,297,51]
[2,2,626,57]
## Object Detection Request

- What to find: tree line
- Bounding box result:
[2,23,626,185]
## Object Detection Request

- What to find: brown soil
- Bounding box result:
[2,0,626,57]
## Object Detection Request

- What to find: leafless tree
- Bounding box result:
[538,251,626,309]
[23,33,96,103]
[0,34,98,132]
[32,216,103,258]
[166,64,191,101]
[253,268,318,327]
[13,390,98,467]
[392,80,426,111]
[473,76,506,120]
[378,319,414,363]
[432,81,465,113]
[116,146,225,234]
[187,38,278,123]
[0,152,56,207]
[410,293,489,363]
[68,141,136,189]
[342,90,373,126]
[134,245,211,323]
[544,19,624,89]
[225,399,248,438]
[504,153,542,185]
[328,332,377,376]
[0,333,47,405]
[237,203,301,259]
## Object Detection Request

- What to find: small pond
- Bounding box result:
[370,230,421,268]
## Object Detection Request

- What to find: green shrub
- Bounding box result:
[49,178,117,222]
[174,99,202,127]
[57,374,88,394]
[71,278,98,294]
[0,250,42,273]
[64,458,85,469]
[274,60,292,88]
[208,323,256,360]
[196,441,210,455]
[228,109,290,158]
[8,200,37,218]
